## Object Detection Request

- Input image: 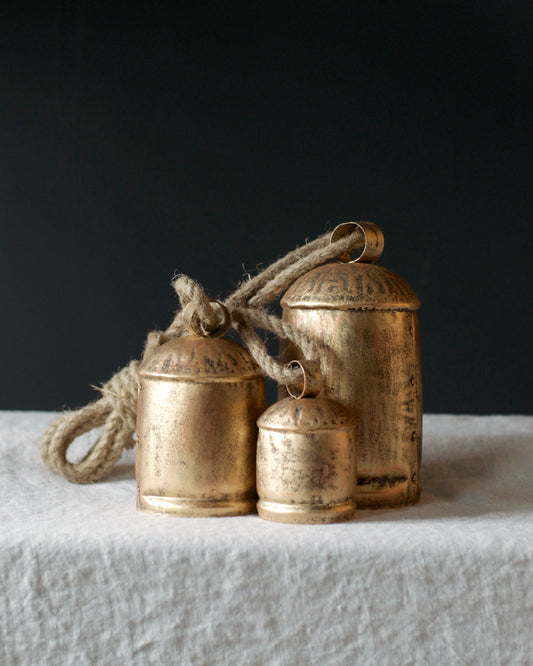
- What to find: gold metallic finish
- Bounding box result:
[280,222,422,509]
[331,221,385,264]
[136,334,266,517]
[286,359,322,399]
[256,396,357,524]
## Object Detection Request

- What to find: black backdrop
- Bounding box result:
[1,2,532,413]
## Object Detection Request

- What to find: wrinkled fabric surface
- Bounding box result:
[1,411,532,666]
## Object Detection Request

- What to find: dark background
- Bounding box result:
[1,1,531,413]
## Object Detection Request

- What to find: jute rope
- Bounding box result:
[40,225,364,483]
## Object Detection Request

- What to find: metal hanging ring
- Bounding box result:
[330,221,384,264]
[182,299,232,338]
[286,359,323,399]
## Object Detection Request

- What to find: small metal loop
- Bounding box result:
[286,360,322,399]
[182,299,232,338]
[330,221,384,264]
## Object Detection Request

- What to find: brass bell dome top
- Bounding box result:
[137,334,263,381]
[281,262,420,311]
[258,396,355,432]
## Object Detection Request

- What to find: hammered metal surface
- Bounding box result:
[257,396,357,524]
[136,335,266,517]
[281,261,422,509]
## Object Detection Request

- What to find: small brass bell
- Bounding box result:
[257,361,357,524]
[280,222,422,509]
[135,300,266,517]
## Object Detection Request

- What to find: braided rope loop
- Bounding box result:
[40,224,366,482]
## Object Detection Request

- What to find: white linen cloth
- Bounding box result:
[1,412,532,665]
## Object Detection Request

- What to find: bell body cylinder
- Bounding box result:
[257,396,357,524]
[136,335,266,517]
[281,260,422,509]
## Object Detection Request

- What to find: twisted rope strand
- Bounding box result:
[227,232,329,306]
[231,307,319,384]
[232,315,301,385]
[40,224,366,483]
[227,227,364,308]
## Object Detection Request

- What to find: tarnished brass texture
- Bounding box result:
[280,222,422,509]
[257,392,357,524]
[135,302,266,517]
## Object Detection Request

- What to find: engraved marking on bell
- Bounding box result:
[281,227,422,510]
[135,335,265,517]
[256,396,357,524]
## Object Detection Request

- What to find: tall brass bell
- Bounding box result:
[257,361,357,524]
[135,300,266,517]
[280,222,422,509]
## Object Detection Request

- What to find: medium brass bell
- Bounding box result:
[280,222,422,509]
[257,361,357,524]
[135,300,266,517]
